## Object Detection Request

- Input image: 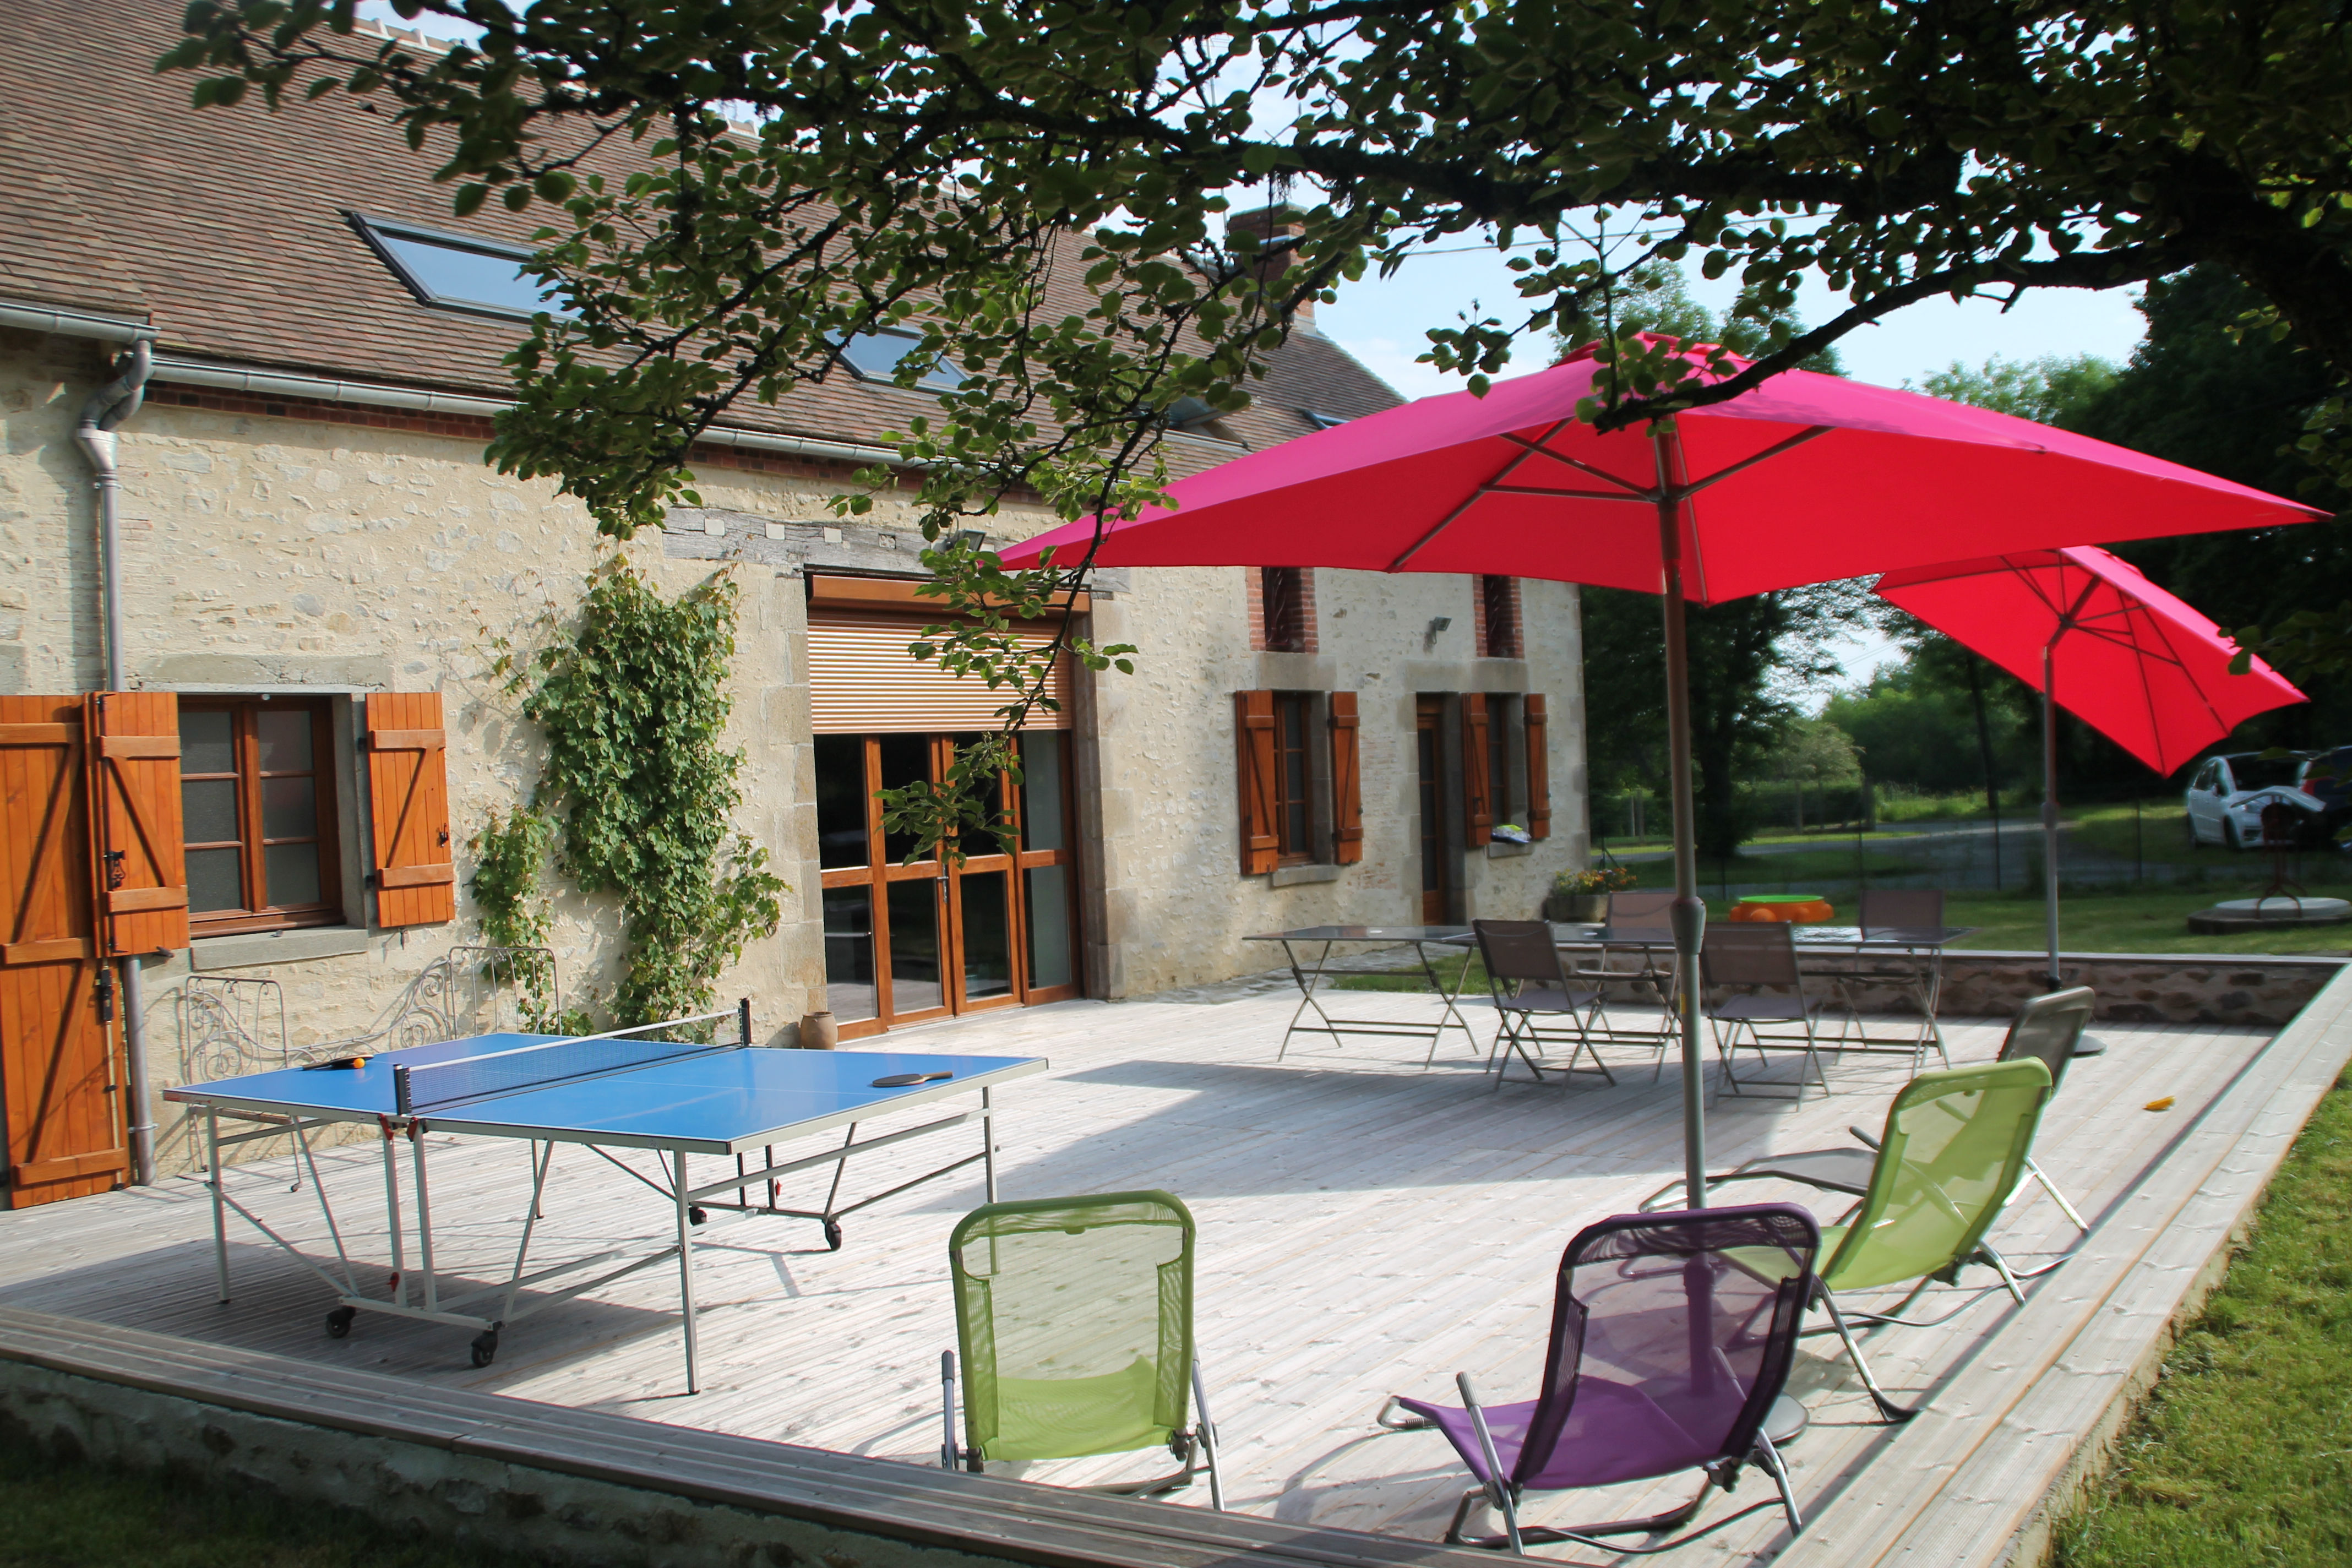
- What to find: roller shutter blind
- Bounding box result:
[808,612,1073,734]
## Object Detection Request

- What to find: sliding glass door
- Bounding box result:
[815,732,1080,1039]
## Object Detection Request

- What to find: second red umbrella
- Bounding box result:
[1876,545,2305,993]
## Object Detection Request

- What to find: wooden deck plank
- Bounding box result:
[0,984,2315,1564]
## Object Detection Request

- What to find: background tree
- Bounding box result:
[166,0,2352,848]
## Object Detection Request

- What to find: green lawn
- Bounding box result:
[2052,1071,2352,1566]
[1939,888,2352,956]
[0,1437,535,1568]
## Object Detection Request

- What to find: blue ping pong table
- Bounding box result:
[163,1003,1048,1392]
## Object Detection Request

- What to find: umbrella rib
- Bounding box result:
[1484,484,1658,502]
[1495,433,1653,496]
[1676,425,1836,497]
[1387,416,1599,570]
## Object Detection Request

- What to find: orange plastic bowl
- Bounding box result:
[1730,896,1834,924]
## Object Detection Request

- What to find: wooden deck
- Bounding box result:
[0,988,2302,1562]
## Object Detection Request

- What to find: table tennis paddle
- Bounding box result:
[871,1070,954,1088]
[301,1054,371,1071]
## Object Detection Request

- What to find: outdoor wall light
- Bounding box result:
[1424,614,1451,651]
[953,529,988,554]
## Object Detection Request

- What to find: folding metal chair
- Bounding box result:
[1565,890,1679,1063]
[940,1190,1224,1507]
[1375,1205,1821,1552]
[1470,919,1615,1088]
[1825,888,1956,1069]
[1702,924,1851,1100]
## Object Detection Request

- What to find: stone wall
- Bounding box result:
[3,326,1598,1177]
[1832,950,2348,1028]
[2,330,874,1174]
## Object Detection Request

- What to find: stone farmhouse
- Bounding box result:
[0,0,1591,1206]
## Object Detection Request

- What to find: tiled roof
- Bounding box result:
[2,0,1402,471]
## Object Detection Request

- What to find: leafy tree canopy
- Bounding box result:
[169,0,2352,545]
[1917,355,2117,426]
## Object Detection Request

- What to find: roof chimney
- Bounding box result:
[1226,203,1314,329]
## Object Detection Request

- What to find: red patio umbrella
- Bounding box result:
[1005,341,2326,1207]
[1875,545,2305,994]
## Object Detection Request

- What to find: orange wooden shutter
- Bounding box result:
[1328,692,1363,865]
[1461,694,1492,842]
[366,693,455,927]
[2,698,127,1207]
[85,692,188,955]
[1235,690,1278,875]
[1525,694,1551,841]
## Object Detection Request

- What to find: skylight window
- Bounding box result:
[836,328,966,392]
[351,214,571,320]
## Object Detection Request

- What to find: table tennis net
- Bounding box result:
[395,1031,716,1115]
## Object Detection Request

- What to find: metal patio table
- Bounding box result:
[1246,925,1480,1065]
[1544,921,1979,1069]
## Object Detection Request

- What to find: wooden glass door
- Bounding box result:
[815,731,1080,1040]
[1415,696,1450,924]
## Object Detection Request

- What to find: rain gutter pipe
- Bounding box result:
[0,301,157,345]
[75,336,159,1189]
[146,357,924,472]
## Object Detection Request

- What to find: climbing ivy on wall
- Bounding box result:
[475,559,786,1030]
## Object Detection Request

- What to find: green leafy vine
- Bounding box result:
[475,559,786,1031]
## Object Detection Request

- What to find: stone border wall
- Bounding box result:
[1827,949,2346,1028]
[0,1308,1491,1568]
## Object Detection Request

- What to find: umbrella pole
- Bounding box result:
[1653,426,1708,1210]
[2042,644,2062,990]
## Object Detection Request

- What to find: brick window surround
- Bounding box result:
[1250,567,1317,652]
[1475,574,1523,659]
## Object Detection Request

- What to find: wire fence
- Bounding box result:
[1588,783,2349,904]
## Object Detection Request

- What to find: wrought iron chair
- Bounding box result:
[1377,1205,1820,1551]
[940,1190,1223,1507]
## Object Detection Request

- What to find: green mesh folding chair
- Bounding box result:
[1717,1058,2052,1423]
[940,1190,1223,1507]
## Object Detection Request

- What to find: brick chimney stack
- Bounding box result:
[1226,203,1314,329]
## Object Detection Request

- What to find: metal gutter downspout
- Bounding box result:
[75,339,159,1188]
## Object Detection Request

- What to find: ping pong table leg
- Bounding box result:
[380,1122,409,1309]
[208,1109,230,1304]
[673,1149,700,1394]
[410,1123,440,1315]
[982,1088,997,1204]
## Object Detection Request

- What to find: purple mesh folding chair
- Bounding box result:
[1376,1204,1820,1552]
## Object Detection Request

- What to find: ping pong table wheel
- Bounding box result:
[823,1218,844,1251]
[325,1306,356,1340]
[470,1330,499,1368]
[689,1205,707,1226]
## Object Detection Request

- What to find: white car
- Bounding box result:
[2184,752,2331,849]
